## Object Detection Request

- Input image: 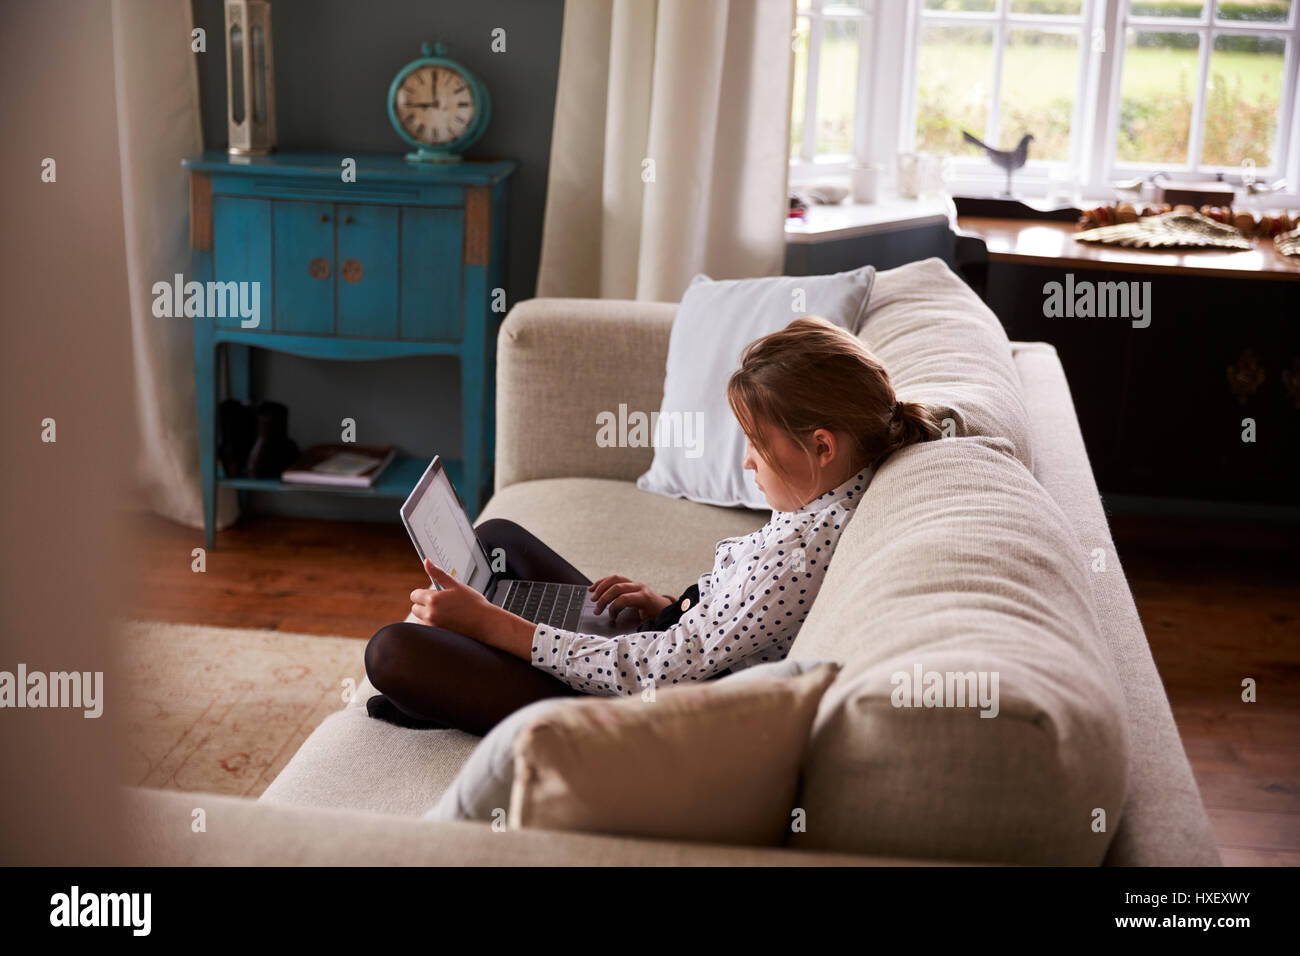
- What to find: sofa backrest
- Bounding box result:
[786,435,1128,865]
[862,257,1035,472]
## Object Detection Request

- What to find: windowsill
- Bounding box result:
[783,186,1300,247]
[784,194,954,244]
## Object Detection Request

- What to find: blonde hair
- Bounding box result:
[726,316,941,501]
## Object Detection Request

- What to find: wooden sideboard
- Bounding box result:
[956,216,1300,513]
[183,151,517,548]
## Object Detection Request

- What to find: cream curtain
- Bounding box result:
[112,0,238,530]
[536,0,795,302]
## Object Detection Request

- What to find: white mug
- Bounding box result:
[917,153,952,197]
[897,152,921,199]
[850,163,883,204]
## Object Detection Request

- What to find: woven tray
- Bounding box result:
[1275,224,1300,257]
[1075,211,1252,250]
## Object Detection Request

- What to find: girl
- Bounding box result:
[364,316,941,735]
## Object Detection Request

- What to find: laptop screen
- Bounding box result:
[400,458,493,594]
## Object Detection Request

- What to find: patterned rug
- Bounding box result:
[117,620,366,798]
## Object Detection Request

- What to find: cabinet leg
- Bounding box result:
[226,344,252,523]
[196,345,218,550]
[228,343,252,404]
[462,368,485,520]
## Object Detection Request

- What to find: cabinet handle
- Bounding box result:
[343,215,353,225]
[319,213,329,223]
[309,257,331,280]
[1283,357,1300,410]
[1226,348,1264,405]
[341,258,364,284]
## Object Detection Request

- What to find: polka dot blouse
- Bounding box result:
[530,466,873,696]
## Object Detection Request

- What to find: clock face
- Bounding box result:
[394,65,476,146]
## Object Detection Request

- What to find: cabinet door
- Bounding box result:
[336,204,399,338]
[1116,279,1298,504]
[212,197,272,331]
[272,200,335,335]
[400,206,464,340]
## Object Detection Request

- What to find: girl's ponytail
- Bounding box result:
[877,399,943,464]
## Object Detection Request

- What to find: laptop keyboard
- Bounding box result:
[503,581,585,631]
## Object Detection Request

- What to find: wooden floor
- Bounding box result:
[123,508,1299,866]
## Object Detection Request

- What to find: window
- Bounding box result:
[788,0,1300,201]
[790,0,875,180]
[911,0,1090,168]
[1107,1,1293,173]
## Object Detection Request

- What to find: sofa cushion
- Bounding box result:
[424,656,837,825]
[786,435,1128,864]
[478,476,768,597]
[636,266,876,510]
[506,661,841,846]
[258,707,481,816]
[1010,342,1220,865]
[126,786,925,866]
[862,258,1034,471]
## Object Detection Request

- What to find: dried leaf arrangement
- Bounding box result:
[1079,202,1297,238]
[1275,224,1300,258]
[1074,211,1254,250]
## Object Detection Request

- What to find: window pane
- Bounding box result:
[924,0,997,11]
[791,16,810,158]
[816,17,859,155]
[1201,33,1286,167]
[916,24,995,156]
[1217,0,1291,22]
[1010,0,1084,13]
[797,0,811,9]
[1128,1,1206,16]
[999,29,1080,161]
[1115,30,1198,163]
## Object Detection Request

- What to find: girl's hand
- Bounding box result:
[588,574,675,622]
[410,558,497,636]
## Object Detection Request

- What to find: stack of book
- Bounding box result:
[281,444,397,488]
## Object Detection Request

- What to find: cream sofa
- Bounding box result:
[122,260,1221,866]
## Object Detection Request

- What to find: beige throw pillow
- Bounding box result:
[506,661,841,846]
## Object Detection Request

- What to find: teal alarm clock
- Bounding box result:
[387,42,490,163]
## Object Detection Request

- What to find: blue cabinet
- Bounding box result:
[184,150,516,548]
[337,204,399,338]
[272,200,335,335]
[212,197,272,330]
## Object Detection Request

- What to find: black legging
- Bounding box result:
[365,518,593,736]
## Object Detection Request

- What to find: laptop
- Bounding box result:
[399,456,637,637]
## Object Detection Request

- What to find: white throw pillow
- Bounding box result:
[635,266,876,510]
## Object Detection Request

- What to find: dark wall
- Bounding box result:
[192,0,564,520]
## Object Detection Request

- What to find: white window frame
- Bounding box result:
[902,0,1098,196]
[1100,0,1299,191]
[790,0,1300,206]
[788,0,877,186]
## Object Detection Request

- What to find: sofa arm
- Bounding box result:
[494,297,678,492]
[119,786,945,866]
